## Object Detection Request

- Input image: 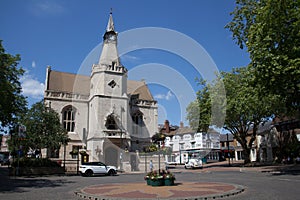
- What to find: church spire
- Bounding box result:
[97,10,125,72]
[106,8,114,32]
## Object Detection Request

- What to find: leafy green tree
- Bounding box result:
[0,41,27,131]
[186,79,211,132]
[186,77,226,132]
[226,0,300,117]
[221,67,281,163]
[275,129,299,162]
[188,67,281,164]
[21,101,69,158]
[186,100,201,131]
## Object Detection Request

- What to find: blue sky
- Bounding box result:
[0,0,249,126]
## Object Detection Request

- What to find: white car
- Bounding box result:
[185,158,203,169]
[79,162,117,177]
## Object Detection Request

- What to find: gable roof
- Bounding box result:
[47,70,90,95]
[220,134,234,142]
[176,127,195,135]
[127,80,154,101]
[46,69,154,101]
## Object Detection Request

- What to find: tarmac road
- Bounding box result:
[0,163,299,200]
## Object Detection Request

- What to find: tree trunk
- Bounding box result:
[243,149,251,164]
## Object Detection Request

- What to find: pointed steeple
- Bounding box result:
[96,10,126,73]
[106,9,114,32]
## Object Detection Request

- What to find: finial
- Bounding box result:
[110,8,112,15]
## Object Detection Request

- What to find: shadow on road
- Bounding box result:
[0,167,74,193]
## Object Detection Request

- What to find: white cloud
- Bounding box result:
[30,1,66,16]
[21,72,44,100]
[154,90,174,101]
[120,54,140,63]
[32,61,36,68]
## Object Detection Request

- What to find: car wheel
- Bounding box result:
[85,169,93,177]
[108,169,116,176]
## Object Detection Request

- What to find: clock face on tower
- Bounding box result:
[108,34,116,41]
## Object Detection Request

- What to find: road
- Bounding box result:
[0,165,299,200]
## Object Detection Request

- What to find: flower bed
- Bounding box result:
[144,170,175,186]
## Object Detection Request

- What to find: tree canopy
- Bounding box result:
[222,67,281,163]
[18,101,69,158]
[226,0,300,117]
[186,77,226,132]
[0,41,27,131]
[187,67,281,163]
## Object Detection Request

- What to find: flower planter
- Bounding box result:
[164,179,175,186]
[144,170,175,187]
[146,179,151,185]
[150,179,164,186]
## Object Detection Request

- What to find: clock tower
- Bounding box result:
[88,11,129,163]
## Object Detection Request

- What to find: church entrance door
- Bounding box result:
[105,147,118,167]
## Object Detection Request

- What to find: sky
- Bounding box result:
[0,0,250,127]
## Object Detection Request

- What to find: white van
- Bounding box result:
[184,158,203,169]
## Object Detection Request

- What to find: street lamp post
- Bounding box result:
[158,141,161,174]
[119,106,124,171]
[227,133,231,166]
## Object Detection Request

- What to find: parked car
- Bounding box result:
[0,157,10,166]
[185,158,203,169]
[0,153,10,166]
[79,161,117,177]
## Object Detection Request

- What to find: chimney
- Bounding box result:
[180,121,184,128]
[164,120,170,133]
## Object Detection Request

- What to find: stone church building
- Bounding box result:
[44,13,158,170]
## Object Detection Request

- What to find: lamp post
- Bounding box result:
[227,133,231,166]
[152,132,165,174]
[158,141,161,174]
[119,106,124,171]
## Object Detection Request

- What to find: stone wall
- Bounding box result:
[121,154,166,173]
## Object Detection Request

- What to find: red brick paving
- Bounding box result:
[78,181,244,199]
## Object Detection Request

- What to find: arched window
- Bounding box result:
[132,111,143,135]
[105,114,118,130]
[132,111,143,125]
[62,106,76,132]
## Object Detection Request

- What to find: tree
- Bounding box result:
[189,67,281,164]
[186,77,226,132]
[0,41,27,131]
[226,0,300,117]
[186,79,211,132]
[21,101,69,158]
[221,67,281,163]
[186,100,201,131]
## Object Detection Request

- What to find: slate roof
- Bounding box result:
[46,69,155,101]
[47,70,90,95]
[220,134,234,142]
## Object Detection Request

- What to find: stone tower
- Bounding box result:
[88,12,129,166]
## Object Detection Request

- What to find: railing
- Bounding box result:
[45,91,89,101]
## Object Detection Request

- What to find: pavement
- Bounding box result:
[75,161,300,200]
[75,181,245,200]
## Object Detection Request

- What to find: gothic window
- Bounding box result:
[62,106,76,132]
[132,111,143,134]
[105,115,118,130]
[132,111,143,125]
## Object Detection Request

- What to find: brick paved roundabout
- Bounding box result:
[75,181,245,200]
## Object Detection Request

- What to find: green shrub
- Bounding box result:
[11,158,60,168]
